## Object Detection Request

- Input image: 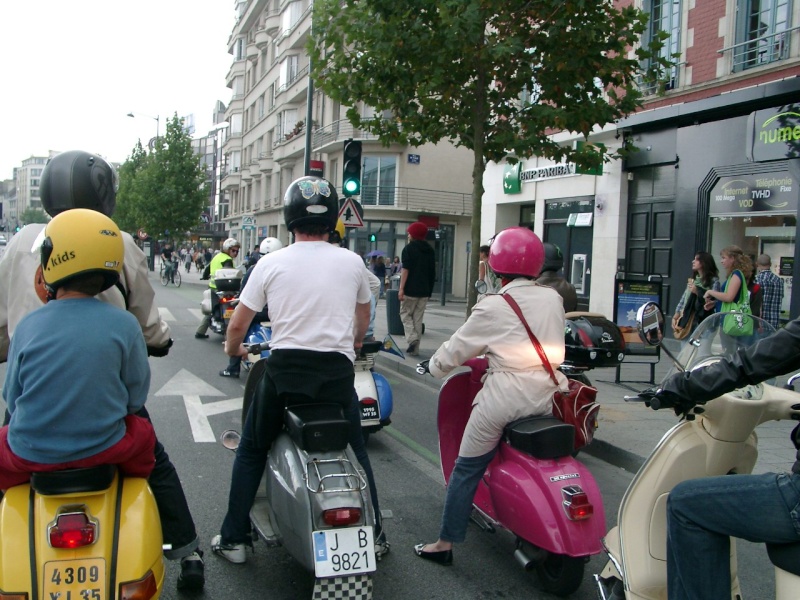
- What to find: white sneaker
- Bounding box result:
[210,534,247,564]
[374,531,390,561]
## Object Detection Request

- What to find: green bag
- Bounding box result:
[721,271,753,337]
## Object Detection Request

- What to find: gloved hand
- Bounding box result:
[650,388,697,418]
[147,338,173,357]
[415,360,430,375]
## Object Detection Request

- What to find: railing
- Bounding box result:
[359,186,472,216]
[719,25,799,72]
[312,119,383,150]
[275,63,309,95]
[635,62,685,96]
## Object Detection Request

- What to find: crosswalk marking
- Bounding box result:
[187,308,203,321]
[158,307,176,321]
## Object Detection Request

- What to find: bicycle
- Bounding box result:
[160,259,181,287]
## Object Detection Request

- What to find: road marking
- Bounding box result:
[187,308,204,321]
[380,427,442,485]
[154,369,239,443]
[158,307,176,321]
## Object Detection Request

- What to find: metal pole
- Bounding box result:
[303,17,314,175]
[440,230,447,306]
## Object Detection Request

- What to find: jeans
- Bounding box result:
[219,390,382,545]
[667,472,800,599]
[439,449,496,543]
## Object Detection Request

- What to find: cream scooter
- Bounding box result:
[595,302,800,600]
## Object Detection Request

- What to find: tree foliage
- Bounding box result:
[309,0,673,308]
[20,207,48,225]
[114,114,208,242]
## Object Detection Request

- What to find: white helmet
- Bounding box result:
[222,238,240,252]
[259,237,283,254]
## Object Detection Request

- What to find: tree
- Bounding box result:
[115,114,208,242]
[309,0,672,309]
[19,207,48,225]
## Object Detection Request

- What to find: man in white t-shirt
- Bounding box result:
[211,176,388,565]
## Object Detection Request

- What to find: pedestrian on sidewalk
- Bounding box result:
[754,253,784,328]
[414,227,566,566]
[536,243,577,312]
[399,221,435,356]
[476,245,500,303]
[671,251,719,341]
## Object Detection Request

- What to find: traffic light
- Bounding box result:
[369,233,377,243]
[342,139,362,197]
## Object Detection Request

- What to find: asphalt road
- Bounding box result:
[0,277,776,599]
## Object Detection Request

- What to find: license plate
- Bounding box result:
[44,558,105,600]
[360,403,379,421]
[313,526,375,577]
[224,308,234,319]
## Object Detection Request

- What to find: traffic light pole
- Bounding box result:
[303,58,314,176]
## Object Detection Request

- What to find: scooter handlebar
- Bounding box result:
[244,342,270,354]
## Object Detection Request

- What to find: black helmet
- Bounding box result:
[283,176,338,232]
[542,243,565,273]
[40,150,118,217]
[563,315,625,369]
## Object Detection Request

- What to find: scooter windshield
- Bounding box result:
[670,312,776,377]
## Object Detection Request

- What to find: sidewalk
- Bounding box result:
[371,298,796,475]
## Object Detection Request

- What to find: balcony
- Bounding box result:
[226,94,244,116]
[360,186,472,217]
[721,25,799,72]
[275,64,309,104]
[312,119,383,153]
[258,151,273,171]
[225,60,246,87]
[221,170,241,190]
[272,131,305,163]
[275,5,312,54]
[246,42,259,63]
[241,165,253,181]
[255,28,270,49]
[264,9,280,35]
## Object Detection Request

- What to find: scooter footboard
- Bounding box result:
[490,444,606,557]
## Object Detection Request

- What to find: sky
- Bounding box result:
[0,1,235,180]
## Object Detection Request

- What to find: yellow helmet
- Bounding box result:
[335,219,346,240]
[40,208,124,293]
[329,219,346,245]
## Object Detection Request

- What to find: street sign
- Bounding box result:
[338,197,364,228]
[137,228,148,240]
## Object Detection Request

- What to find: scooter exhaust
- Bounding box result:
[514,544,546,570]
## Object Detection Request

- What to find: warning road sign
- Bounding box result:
[338,197,364,228]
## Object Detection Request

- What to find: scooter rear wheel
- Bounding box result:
[534,553,585,597]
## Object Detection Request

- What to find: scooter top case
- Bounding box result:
[0,465,164,599]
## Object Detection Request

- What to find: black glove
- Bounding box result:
[415,360,430,375]
[651,388,697,418]
[147,338,173,357]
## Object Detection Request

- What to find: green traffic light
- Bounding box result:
[343,179,360,194]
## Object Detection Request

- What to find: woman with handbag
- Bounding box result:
[413,227,567,566]
[703,245,754,353]
[671,251,719,341]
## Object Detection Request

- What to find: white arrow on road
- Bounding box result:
[154,369,240,443]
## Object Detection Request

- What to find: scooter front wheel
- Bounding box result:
[535,552,585,597]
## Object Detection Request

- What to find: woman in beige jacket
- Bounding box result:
[414,227,567,565]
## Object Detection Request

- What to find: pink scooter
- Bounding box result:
[426,356,607,597]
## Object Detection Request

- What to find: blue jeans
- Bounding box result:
[667,472,800,599]
[439,449,496,543]
[220,391,381,545]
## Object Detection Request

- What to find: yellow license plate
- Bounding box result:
[44,558,105,599]
[224,308,235,318]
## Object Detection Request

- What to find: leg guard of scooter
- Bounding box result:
[313,574,373,599]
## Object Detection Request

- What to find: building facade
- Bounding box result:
[11,153,57,223]
[222,0,474,296]
[482,0,800,323]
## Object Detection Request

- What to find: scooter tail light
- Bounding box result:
[562,486,593,521]
[48,511,97,548]
[0,591,28,600]
[361,397,377,406]
[322,508,362,526]
[119,570,158,600]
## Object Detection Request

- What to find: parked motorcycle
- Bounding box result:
[593,302,800,600]
[222,351,377,599]
[200,268,242,336]
[0,465,165,599]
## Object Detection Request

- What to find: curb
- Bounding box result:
[374,353,647,473]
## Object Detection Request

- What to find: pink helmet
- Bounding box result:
[487,227,545,278]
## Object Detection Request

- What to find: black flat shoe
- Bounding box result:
[195,333,209,339]
[414,543,453,566]
[219,370,240,378]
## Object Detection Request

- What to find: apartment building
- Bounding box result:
[12,154,57,222]
[222,0,474,297]
[482,0,800,322]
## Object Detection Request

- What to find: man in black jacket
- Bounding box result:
[399,221,436,356]
[654,319,800,599]
[536,243,577,312]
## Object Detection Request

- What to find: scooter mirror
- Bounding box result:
[636,302,665,347]
[475,280,488,294]
[220,429,241,451]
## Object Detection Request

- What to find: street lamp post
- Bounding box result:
[127,111,160,140]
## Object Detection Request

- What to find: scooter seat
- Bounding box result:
[30,464,116,496]
[767,542,800,576]
[285,404,351,453]
[503,416,575,459]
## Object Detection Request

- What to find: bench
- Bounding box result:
[615,331,660,385]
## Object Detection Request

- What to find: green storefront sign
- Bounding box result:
[746,105,800,162]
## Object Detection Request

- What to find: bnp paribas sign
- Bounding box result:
[746,105,800,162]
